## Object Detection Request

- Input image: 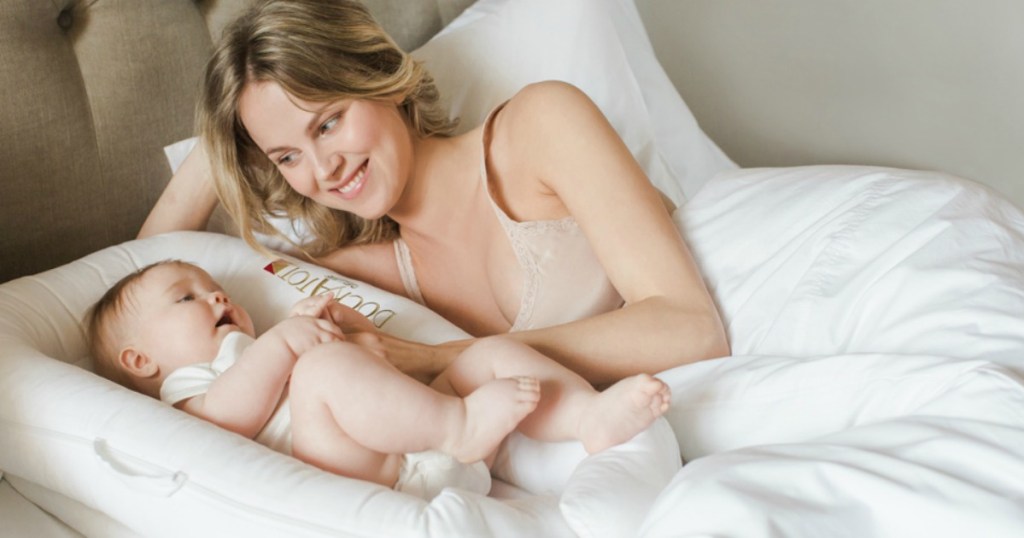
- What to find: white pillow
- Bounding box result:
[411,0,736,206]
[0,231,680,538]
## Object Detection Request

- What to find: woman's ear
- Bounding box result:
[118,347,159,378]
[388,91,408,105]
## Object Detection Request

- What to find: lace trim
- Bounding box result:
[497,204,540,332]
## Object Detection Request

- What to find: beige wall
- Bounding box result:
[637,0,1024,208]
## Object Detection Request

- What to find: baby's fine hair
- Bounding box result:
[86,259,190,389]
[200,0,456,258]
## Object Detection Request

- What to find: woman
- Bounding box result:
[140,0,728,386]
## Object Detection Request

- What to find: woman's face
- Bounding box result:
[238,80,413,220]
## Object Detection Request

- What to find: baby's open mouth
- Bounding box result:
[215,314,232,328]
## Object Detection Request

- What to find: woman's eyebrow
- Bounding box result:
[262,109,329,157]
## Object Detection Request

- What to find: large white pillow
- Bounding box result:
[412,0,736,205]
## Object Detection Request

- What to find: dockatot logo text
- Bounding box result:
[264,259,396,328]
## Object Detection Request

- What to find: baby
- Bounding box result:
[87,260,671,499]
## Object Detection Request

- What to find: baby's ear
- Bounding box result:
[118,348,159,378]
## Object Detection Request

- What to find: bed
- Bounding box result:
[3,0,1024,536]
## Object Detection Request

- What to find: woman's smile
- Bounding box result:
[332,161,369,200]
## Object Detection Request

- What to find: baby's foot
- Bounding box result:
[577,374,671,454]
[448,376,540,463]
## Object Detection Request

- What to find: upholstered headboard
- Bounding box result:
[0,0,473,283]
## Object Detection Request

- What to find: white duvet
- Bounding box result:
[2,165,1024,536]
[651,165,1024,536]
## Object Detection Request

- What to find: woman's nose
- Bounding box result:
[312,147,341,184]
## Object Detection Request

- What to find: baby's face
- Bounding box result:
[127,263,255,378]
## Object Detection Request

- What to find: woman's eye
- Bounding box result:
[277,153,295,166]
[318,116,339,136]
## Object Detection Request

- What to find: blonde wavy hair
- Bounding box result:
[199,0,456,256]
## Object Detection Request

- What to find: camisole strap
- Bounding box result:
[392,238,426,306]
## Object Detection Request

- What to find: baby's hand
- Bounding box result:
[290,294,379,334]
[270,315,345,357]
[289,294,336,319]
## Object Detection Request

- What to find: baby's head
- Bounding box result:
[87,260,255,397]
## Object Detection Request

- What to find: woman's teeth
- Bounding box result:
[338,164,366,194]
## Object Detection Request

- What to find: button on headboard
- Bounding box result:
[0,0,473,283]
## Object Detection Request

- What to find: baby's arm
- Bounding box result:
[179,317,343,439]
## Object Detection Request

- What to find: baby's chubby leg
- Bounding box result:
[289,341,538,481]
[290,393,404,488]
[439,337,671,453]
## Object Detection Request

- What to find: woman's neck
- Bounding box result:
[389,129,482,245]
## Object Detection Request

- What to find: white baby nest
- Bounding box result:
[0,231,681,537]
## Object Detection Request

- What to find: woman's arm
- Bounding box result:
[138,142,219,238]
[480,81,729,385]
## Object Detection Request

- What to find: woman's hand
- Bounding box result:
[373,335,468,385]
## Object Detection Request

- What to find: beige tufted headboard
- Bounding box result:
[0,0,473,284]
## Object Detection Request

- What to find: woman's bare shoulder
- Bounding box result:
[496,81,613,161]
[483,82,599,219]
[500,81,596,125]
[491,81,625,188]
[507,80,590,105]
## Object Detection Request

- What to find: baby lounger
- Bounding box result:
[0,231,681,537]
